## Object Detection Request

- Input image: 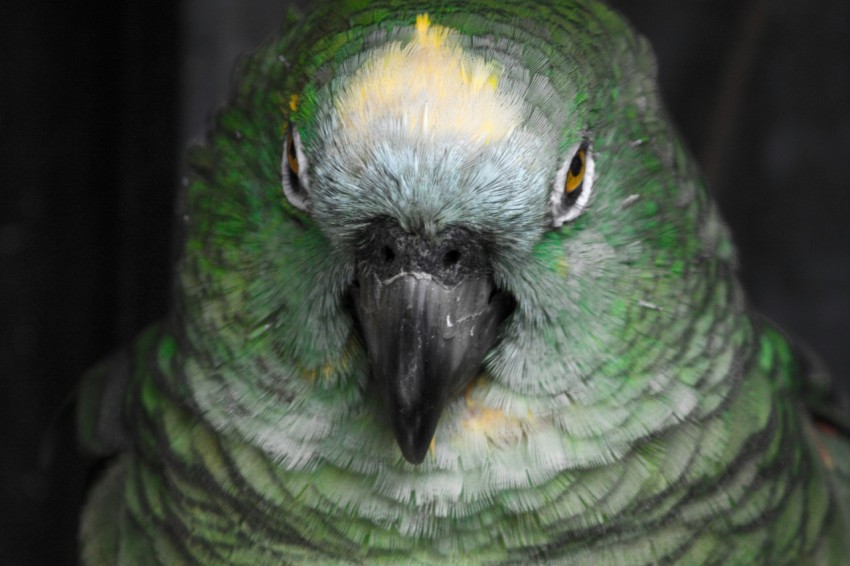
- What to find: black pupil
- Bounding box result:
[569,152,583,177]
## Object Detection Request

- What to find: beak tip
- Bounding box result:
[393,410,437,465]
[400,444,429,465]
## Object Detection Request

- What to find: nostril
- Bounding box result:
[443,249,461,268]
[381,245,395,264]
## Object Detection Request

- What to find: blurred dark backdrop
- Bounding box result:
[2,1,848,563]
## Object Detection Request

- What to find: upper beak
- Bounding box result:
[350,219,514,464]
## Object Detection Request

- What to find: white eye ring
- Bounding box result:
[281,126,311,212]
[550,141,595,228]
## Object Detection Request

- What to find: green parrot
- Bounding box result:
[77,0,850,563]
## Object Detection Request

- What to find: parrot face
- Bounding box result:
[279,15,605,463]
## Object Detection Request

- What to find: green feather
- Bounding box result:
[78,1,850,563]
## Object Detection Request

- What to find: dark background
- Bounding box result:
[2,1,848,563]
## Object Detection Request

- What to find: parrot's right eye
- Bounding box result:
[549,140,595,228]
[281,125,311,212]
[286,129,300,175]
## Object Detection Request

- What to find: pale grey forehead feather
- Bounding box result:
[306,27,574,248]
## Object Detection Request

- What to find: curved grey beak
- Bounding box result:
[349,219,515,463]
[352,270,513,463]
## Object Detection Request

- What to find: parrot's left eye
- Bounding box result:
[549,140,595,228]
[281,125,311,212]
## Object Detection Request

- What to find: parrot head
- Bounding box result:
[284,14,597,463]
[181,3,725,472]
[283,15,590,463]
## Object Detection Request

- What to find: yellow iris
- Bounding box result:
[565,148,585,194]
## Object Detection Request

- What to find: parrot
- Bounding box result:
[77,0,850,563]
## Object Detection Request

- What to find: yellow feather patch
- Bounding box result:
[335,13,523,144]
[461,378,531,443]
